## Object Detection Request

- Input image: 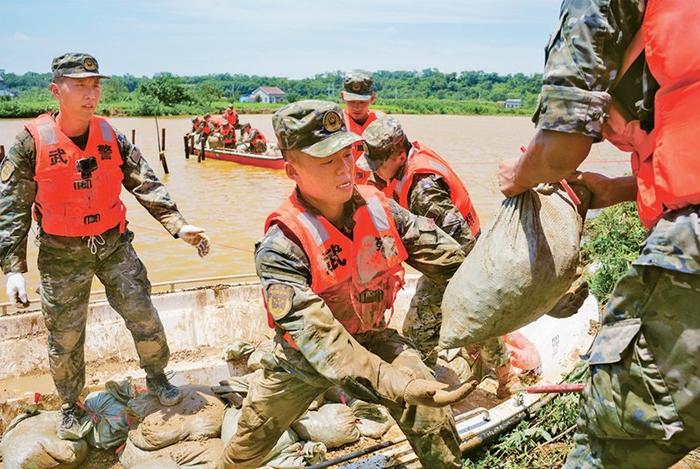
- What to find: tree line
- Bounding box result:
[0,69,542,117]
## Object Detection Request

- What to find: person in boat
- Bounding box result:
[219,121,236,148]
[0,53,211,440]
[219,100,475,469]
[223,106,240,130]
[359,115,519,398]
[196,113,213,145]
[238,123,267,154]
[191,116,201,134]
[498,1,700,467]
[340,69,384,184]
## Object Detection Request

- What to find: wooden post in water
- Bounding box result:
[131,129,136,144]
[159,128,169,174]
[0,145,5,161]
[199,138,206,163]
[184,135,190,159]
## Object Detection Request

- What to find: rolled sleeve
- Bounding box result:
[535,85,611,140]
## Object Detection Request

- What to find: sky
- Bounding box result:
[1,0,564,78]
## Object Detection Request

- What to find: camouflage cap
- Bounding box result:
[272,100,363,158]
[358,116,407,171]
[51,53,109,80]
[341,70,374,101]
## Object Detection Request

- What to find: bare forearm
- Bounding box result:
[515,130,594,188]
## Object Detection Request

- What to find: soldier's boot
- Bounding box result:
[147,373,183,406]
[495,363,521,399]
[57,403,82,440]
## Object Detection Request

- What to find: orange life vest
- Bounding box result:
[224,110,238,127]
[220,126,235,145]
[200,120,212,135]
[249,128,266,147]
[389,141,480,236]
[344,109,379,184]
[26,114,126,237]
[604,0,700,228]
[264,186,408,337]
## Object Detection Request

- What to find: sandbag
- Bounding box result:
[264,442,327,469]
[127,385,225,451]
[440,183,590,348]
[292,404,360,449]
[83,378,135,449]
[0,411,88,469]
[119,437,223,469]
[220,406,299,464]
[350,401,396,439]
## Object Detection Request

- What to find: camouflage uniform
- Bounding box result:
[363,119,510,375]
[220,100,466,469]
[0,123,187,405]
[535,1,700,467]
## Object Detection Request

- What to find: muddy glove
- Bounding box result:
[403,379,477,407]
[6,272,29,308]
[546,275,589,319]
[177,224,211,257]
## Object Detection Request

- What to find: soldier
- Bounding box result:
[0,53,211,440]
[196,113,213,145]
[340,69,384,184]
[360,116,518,398]
[498,1,700,467]
[238,123,267,154]
[219,121,235,148]
[219,100,475,469]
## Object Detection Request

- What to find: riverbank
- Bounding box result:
[0,97,533,118]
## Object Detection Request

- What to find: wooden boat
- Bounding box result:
[0,274,599,467]
[185,134,284,170]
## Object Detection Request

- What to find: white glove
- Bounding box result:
[6,272,28,306]
[177,225,211,257]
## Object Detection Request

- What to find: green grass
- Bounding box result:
[0,97,533,118]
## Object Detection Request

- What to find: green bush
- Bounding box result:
[581,202,646,302]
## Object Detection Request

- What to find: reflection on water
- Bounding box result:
[0,114,628,302]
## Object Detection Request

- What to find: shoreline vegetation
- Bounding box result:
[0,69,538,118]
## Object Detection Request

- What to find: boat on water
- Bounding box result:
[0,274,599,467]
[184,133,284,170]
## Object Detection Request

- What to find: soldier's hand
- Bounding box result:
[403,379,477,407]
[177,225,211,257]
[6,272,29,308]
[498,157,530,198]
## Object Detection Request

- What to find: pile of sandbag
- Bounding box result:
[120,385,226,468]
[440,183,590,348]
[82,378,135,449]
[0,411,88,469]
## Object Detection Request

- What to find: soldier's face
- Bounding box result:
[375,150,406,181]
[286,146,355,207]
[50,77,101,121]
[344,96,374,122]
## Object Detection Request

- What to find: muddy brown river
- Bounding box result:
[0,114,629,303]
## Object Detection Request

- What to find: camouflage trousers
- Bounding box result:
[38,227,170,404]
[565,265,700,469]
[402,275,510,374]
[219,329,462,469]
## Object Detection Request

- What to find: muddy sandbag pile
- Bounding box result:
[0,411,88,469]
[440,183,590,348]
[119,385,226,468]
[292,403,361,449]
[119,438,224,468]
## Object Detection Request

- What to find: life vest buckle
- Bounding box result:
[83,214,100,225]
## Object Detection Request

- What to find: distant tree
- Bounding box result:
[101,77,129,102]
[137,75,191,106]
[194,80,223,107]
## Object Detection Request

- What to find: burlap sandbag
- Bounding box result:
[440,183,590,348]
[0,411,88,469]
[292,404,360,449]
[119,438,223,469]
[127,385,225,451]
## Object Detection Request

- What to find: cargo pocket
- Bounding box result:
[585,318,684,440]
